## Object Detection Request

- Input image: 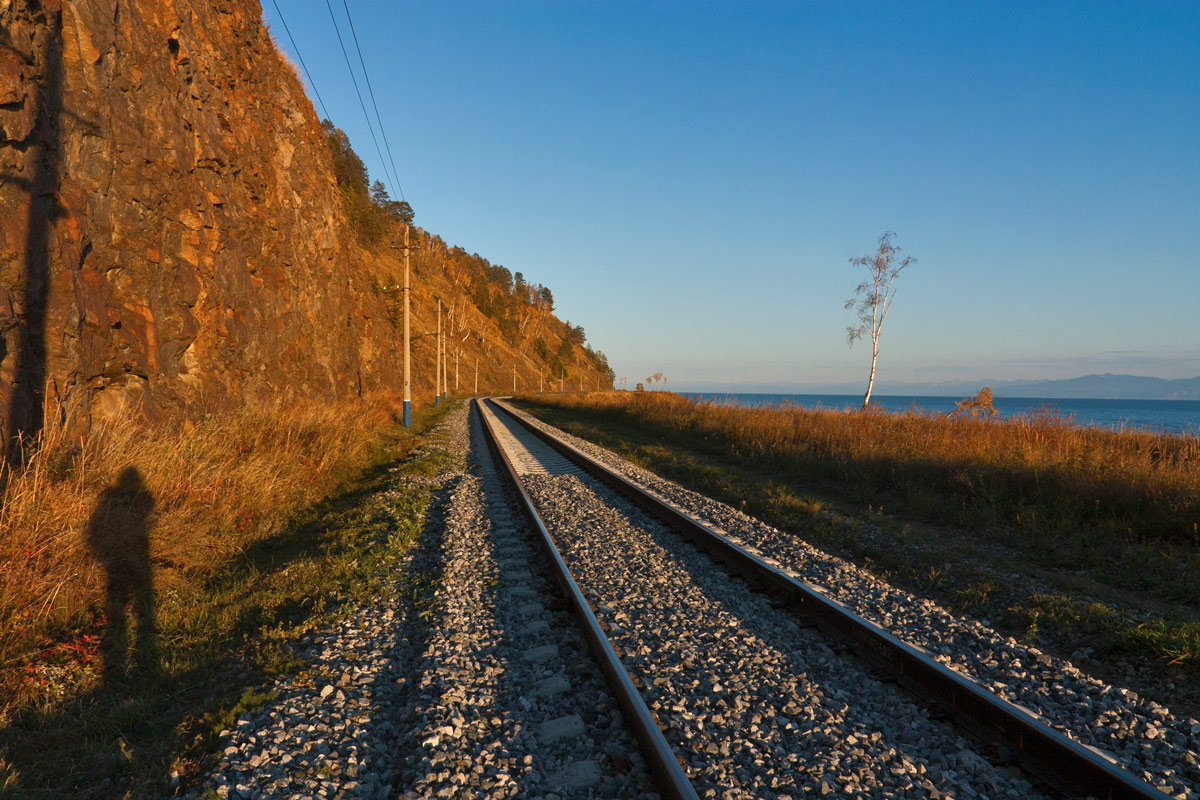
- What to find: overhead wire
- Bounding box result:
[268,0,332,123]
[340,0,406,202]
[323,0,401,200]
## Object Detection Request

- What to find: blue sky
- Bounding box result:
[262,1,1200,390]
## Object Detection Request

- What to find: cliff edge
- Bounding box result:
[0,0,609,460]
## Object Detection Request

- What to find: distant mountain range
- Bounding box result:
[968,374,1200,400]
[683,374,1200,400]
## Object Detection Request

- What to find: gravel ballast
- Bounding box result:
[499,400,1200,800]
[484,402,1042,799]
[185,405,652,800]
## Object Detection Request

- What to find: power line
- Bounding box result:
[323,0,400,200]
[269,0,331,123]
[341,0,406,202]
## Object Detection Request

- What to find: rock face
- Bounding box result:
[0,0,609,459]
[1,0,394,452]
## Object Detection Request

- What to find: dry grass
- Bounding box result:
[538,391,1200,545]
[519,391,1200,705]
[0,393,405,717]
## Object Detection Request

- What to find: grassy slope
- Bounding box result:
[0,397,460,799]
[515,393,1200,718]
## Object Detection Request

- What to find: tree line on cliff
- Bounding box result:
[320,119,613,384]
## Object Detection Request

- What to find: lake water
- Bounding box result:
[687,393,1200,436]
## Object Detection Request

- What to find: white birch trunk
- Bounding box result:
[863,339,879,409]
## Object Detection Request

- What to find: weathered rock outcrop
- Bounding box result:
[1,0,394,451]
[0,0,608,458]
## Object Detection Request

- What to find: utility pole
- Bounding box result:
[391,225,415,427]
[440,303,446,400]
[474,358,478,395]
[512,361,516,394]
[439,303,444,410]
[455,349,459,392]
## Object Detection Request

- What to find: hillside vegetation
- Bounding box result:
[321,118,613,394]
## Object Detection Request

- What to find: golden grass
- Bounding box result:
[0,393,405,715]
[542,391,1200,544]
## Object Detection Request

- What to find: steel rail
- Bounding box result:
[473,400,700,800]
[486,399,1173,800]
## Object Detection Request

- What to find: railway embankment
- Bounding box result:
[514,392,1200,721]
[10,397,1195,798]
[485,398,1196,798]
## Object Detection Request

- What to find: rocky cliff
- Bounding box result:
[0,0,609,459]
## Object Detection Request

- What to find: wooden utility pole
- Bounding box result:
[439,299,444,407]
[512,361,516,394]
[474,358,478,395]
[391,225,415,426]
[455,349,459,392]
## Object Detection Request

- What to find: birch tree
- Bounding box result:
[845,231,916,409]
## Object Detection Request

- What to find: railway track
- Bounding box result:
[474,397,1181,800]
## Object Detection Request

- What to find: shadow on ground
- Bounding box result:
[0,430,451,799]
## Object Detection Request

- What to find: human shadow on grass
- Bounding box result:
[85,467,157,686]
[0,435,450,799]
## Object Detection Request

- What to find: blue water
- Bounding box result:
[687,393,1200,436]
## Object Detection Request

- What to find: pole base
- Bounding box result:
[435,396,440,406]
[403,400,411,427]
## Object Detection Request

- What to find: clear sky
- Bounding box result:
[262,1,1199,391]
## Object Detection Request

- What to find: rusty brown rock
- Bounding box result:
[0,0,398,452]
[0,0,608,459]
